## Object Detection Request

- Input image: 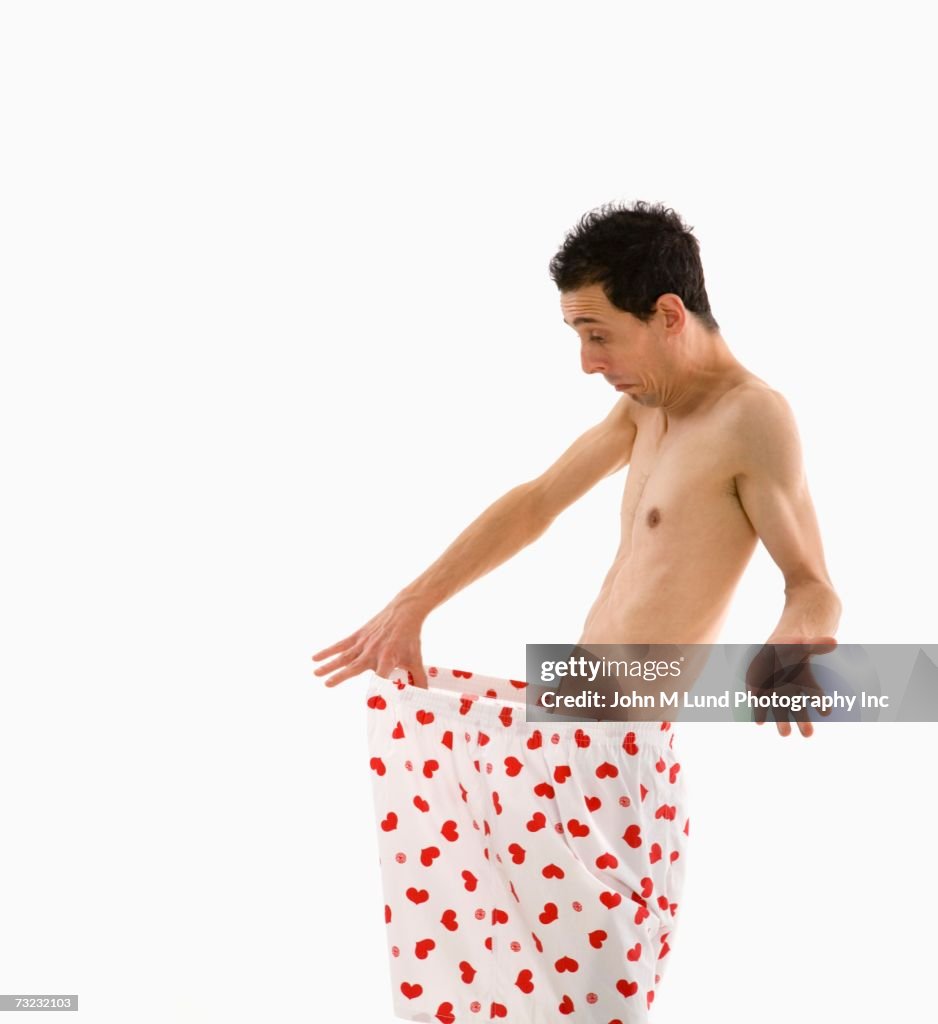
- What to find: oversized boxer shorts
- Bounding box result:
[365,666,690,1023]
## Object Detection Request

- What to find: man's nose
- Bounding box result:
[580,346,607,374]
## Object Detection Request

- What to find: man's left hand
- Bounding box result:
[745,635,838,738]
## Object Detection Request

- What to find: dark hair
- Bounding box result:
[548,200,719,332]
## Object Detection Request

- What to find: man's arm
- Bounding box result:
[313,397,637,687]
[733,388,842,640]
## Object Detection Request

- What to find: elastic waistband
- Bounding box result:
[366,667,676,748]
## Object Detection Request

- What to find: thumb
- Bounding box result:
[410,660,429,690]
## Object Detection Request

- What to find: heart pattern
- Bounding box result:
[366,666,689,1022]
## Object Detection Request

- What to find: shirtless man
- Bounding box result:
[313,201,841,738]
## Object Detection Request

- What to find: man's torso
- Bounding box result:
[579,374,767,645]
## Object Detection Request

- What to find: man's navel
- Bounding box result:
[646,507,662,528]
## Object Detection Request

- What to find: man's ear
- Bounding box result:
[655,293,686,333]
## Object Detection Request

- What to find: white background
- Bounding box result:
[1,1,936,1022]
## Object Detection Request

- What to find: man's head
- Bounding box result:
[550,201,724,407]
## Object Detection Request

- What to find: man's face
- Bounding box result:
[560,284,667,407]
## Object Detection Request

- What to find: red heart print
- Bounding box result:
[588,929,607,948]
[441,820,459,842]
[616,979,638,998]
[655,757,666,773]
[477,731,490,747]
[542,863,564,879]
[499,707,513,727]
[555,955,579,973]
[553,765,572,784]
[392,721,405,739]
[413,795,430,813]
[623,825,642,848]
[670,850,680,863]
[585,795,601,812]
[538,902,559,924]
[510,678,527,689]
[527,730,542,749]
[385,904,391,924]
[423,759,440,779]
[416,709,435,725]
[599,891,622,909]
[459,697,475,715]
[435,1003,455,1024]
[406,887,429,904]
[595,852,618,869]
[366,695,386,709]
[504,756,523,777]
[492,792,502,815]
[657,895,669,911]
[370,757,386,776]
[492,907,508,925]
[640,784,648,802]
[453,669,473,679]
[461,870,478,891]
[640,877,653,898]
[459,960,476,983]
[670,762,681,783]
[649,843,662,863]
[654,804,676,821]
[558,994,575,1015]
[441,909,458,930]
[381,812,398,832]
[567,819,590,838]
[490,1003,507,1019]
[596,762,619,779]
[415,938,436,959]
[420,846,441,866]
[534,782,555,798]
[515,969,534,994]
[627,942,642,961]
[441,730,453,750]
[507,843,526,864]
[401,982,423,1000]
[574,729,591,747]
[623,732,639,756]
[634,905,649,925]
[526,812,547,832]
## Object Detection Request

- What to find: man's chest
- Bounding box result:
[619,413,746,537]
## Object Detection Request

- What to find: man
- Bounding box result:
[313,200,841,737]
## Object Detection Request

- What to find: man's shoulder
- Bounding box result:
[718,379,801,468]
[718,378,795,427]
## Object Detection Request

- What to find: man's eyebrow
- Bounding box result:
[562,316,604,327]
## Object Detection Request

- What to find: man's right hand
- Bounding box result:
[312,598,429,689]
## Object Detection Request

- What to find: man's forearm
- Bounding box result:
[768,580,842,641]
[394,483,553,619]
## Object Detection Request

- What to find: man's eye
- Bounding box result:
[589,335,605,343]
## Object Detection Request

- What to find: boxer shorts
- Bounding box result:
[365,666,690,1023]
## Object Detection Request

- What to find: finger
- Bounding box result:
[791,701,814,738]
[771,703,792,737]
[410,661,429,690]
[322,662,367,688]
[312,635,358,661]
[313,649,361,677]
